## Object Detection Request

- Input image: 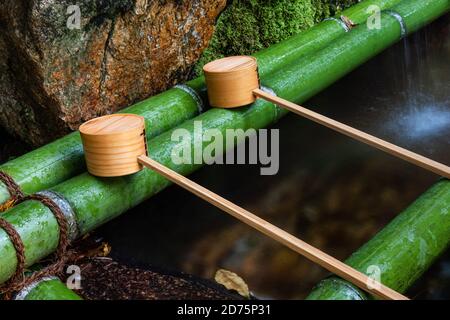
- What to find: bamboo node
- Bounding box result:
[383,9,407,38]
[13,276,58,300]
[174,84,205,113]
[37,190,79,241]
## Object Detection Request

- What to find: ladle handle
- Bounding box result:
[137,155,408,300]
[253,88,450,179]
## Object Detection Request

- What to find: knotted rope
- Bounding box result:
[0,194,70,299]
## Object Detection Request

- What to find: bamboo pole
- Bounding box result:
[306,179,450,300]
[138,155,408,300]
[18,278,82,300]
[253,88,450,178]
[0,0,403,205]
[0,0,447,286]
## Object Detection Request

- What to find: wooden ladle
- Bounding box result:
[203,56,450,179]
[79,114,408,300]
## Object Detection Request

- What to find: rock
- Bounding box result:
[0,0,226,146]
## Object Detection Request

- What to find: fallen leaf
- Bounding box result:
[214,269,250,298]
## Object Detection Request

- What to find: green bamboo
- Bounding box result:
[0,91,198,205]
[306,179,450,300]
[0,0,447,285]
[0,0,402,205]
[22,279,82,300]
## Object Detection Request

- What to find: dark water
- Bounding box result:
[312,16,450,164]
[1,15,449,299]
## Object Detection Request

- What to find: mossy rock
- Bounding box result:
[194,0,358,75]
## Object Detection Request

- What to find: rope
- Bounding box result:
[0,193,70,299]
[0,218,26,298]
[0,171,25,212]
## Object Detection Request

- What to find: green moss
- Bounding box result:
[194,0,357,76]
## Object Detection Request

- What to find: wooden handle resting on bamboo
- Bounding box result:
[137,155,409,300]
[79,114,408,300]
[203,56,450,179]
[252,88,450,179]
